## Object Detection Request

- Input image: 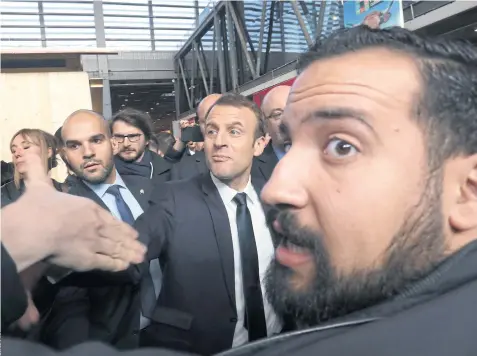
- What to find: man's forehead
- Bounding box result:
[63,115,107,139]
[285,48,420,127]
[292,48,420,101]
[112,120,141,133]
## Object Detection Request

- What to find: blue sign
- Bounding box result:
[343,0,404,29]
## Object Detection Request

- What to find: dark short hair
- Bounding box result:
[297,25,477,166]
[205,93,266,139]
[111,108,154,141]
[156,132,175,154]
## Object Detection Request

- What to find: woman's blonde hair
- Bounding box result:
[10,128,58,188]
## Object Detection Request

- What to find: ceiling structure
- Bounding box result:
[110,79,176,132]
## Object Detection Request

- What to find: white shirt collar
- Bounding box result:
[210,172,257,206]
[83,169,126,199]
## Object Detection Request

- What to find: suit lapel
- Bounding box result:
[151,152,171,177]
[69,180,110,212]
[195,151,208,175]
[256,145,278,181]
[200,173,236,310]
[123,177,151,212]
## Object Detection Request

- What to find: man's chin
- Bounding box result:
[119,152,139,162]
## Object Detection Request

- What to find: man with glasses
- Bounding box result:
[111,108,171,187]
[253,86,291,181]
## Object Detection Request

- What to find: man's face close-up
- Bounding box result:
[112,120,147,163]
[261,48,448,327]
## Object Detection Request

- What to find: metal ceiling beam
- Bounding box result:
[255,0,267,77]
[148,0,155,50]
[316,0,327,40]
[178,58,193,110]
[290,0,313,47]
[210,24,216,93]
[225,1,239,90]
[175,1,226,60]
[194,41,210,96]
[226,1,257,79]
[279,1,286,52]
[214,10,226,93]
[263,1,276,74]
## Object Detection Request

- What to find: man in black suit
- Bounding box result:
[41,110,158,350]
[170,94,222,180]
[135,93,282,354]
[252,86,290,181]
[111,108,171,185]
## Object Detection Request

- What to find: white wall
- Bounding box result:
[0,71,92,182]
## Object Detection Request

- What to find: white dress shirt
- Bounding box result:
[210,173,282,347]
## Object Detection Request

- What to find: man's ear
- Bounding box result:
[253,136,266,157]
[449,154,477,231]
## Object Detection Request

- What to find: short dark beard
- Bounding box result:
[265,171,446,328]
[119,145,146,163]
[74,159,114,184]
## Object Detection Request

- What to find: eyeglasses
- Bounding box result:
[113,134,142,143]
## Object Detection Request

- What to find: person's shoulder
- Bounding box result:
[149,173,203,203]
[150,151,172,168]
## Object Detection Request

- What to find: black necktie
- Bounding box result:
[233,193,267,341]
[106,185,156,319]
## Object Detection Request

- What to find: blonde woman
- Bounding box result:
[1,129,62,207]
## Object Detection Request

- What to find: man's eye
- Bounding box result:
[230,129,241,135]
[324,138,358,158]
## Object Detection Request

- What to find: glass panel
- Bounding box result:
[1,27,41,39]
[103,3,149,16]
[104,16,149,27]
[1,1,38,12]
[42,2,94,14]
[45,27,96,39]
[1,14,40,26]
[43,15,95,26]
[106,28,150,40]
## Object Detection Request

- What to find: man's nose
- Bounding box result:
[261,147,308,209]
[82,143,95,158]
[213,131,227,148]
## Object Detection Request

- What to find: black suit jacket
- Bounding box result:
[41,174,152,350]
[134,173,271,355]
[170,151,208,181]
[252,143,278,182]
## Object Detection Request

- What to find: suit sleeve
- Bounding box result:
[134,183,175,273]
[1,243,28,330]
[2,337,191,356]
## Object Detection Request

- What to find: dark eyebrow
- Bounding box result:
[90,134,106,141]
[304,108,376,133]
[65,139,81,146]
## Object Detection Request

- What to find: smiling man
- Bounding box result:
[228,25,477,356]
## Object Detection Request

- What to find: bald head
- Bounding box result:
[261,86,291,117]
[63,110,110,142]
[261,86,291,149]
[62,109,115,185]
[197,93,222,122]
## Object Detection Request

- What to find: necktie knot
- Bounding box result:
[233,192,247,206]
[106,184,122,198]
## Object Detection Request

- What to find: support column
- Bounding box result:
[93,1,112,118]
[38,1,46,48]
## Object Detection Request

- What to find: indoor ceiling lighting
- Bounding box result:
[130,92,135,95]
[474,28,477,32]
[125,99,128,102]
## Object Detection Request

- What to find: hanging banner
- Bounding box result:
[343,0,404,29]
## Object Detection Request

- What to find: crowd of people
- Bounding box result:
[2,25,477,355]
